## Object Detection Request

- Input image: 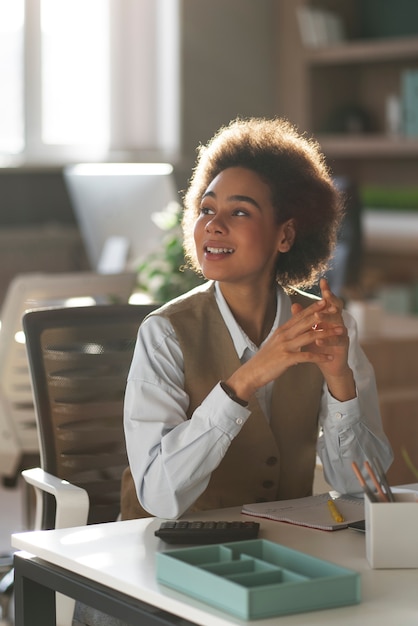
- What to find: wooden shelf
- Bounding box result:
[277,1,418,183]
[318,134,418,158]
[362,210,418,253]
[306,35,418,66]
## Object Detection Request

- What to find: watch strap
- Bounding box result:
[220,381,248,407]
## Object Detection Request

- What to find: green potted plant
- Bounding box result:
[136,201,204,303]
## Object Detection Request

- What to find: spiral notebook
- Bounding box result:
[242,492,364,531]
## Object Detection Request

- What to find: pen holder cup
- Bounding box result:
[365,491,418,568]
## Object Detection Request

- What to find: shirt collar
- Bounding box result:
[214,282,292,358]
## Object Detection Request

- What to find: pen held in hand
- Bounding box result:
[327,498,345,523]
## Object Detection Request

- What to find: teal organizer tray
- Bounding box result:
[156,539,360,620]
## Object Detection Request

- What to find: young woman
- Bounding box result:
[122,117,392,520]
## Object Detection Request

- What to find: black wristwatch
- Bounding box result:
[220,381,248,407]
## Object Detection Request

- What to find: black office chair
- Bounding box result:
[20,302,158,626]
[21,302,158,529]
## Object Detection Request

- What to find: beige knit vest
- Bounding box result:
[121,282,323,519]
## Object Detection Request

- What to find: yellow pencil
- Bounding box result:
[327,498,345,523]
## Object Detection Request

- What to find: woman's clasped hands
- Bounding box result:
[229,278,355,404]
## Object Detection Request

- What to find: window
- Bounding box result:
[0,0,180,165]
[41,0,109,147]
[0,0,24,155]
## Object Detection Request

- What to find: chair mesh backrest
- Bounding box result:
[0,270,136,483]
[22,303,157,528]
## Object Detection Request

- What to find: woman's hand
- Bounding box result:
[227,279,352,402]
[292,278,356,401]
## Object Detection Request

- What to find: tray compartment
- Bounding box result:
[201,555,276,576]
[156,539,361,620]
[227,567,307,588]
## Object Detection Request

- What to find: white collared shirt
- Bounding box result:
[214,282,288,420]
[124,283,393,518]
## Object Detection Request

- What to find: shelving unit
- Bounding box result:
[308,35,418,183]
[306,35,418,65]
[276,0,418,489]
[316,135,418,159]
[277,1,418,184]
[276,0,418,288]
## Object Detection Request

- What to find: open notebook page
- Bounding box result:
[242,492,364,531]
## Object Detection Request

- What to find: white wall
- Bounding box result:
[178,0,278,186]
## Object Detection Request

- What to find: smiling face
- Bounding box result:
[193,167,293,289]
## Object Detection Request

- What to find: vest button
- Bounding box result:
[266,456,278,466]
[262,480,274,489]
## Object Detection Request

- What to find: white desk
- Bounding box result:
[12,492,418,626]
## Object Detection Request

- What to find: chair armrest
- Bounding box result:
[22,467,90,530]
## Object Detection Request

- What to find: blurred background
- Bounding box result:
[0,0,418,305]
[1,0,418,304]
[1,2,418,619]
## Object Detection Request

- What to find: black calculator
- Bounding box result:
[154,520,260,544]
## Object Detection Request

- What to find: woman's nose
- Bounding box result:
[205,215,225,233]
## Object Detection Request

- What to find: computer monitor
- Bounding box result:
[64,163,179,273]
[306,176,363,300]
[328,176,363,297]
[0,270,136,484]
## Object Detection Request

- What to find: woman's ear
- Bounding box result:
[277,219,296,253]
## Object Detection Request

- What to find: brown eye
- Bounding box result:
[200,206,215,215]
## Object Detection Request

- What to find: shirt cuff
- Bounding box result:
[325,390,361,428]
[205,383,251,437]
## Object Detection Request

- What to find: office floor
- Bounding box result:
[0,480,27,555]
[0,479,27,626]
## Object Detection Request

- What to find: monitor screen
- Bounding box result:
[64,163,179,273]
